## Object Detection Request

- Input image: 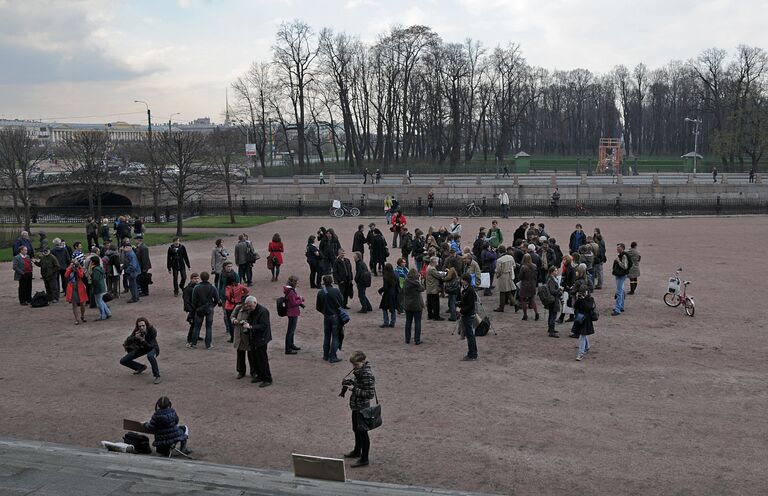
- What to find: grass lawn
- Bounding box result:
[0,231,223,263]
[146,215,283,229]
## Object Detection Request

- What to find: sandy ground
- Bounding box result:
[1,215,767,495]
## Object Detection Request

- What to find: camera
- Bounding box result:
[339,379,354,397]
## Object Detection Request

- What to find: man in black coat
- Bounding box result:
[459,274,478,361]
[353,252,373,313]
[167,237,191,296]
[243,295,273,386]
[182,272,199,345]
[365,223,377,275]
[190,271,220,349]
[333,249,354,308]
[134,238,152,296]
[352,224,366,255]
[316,275,344,363]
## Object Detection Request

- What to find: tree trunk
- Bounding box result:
[225,174,235,224]
[176,199,184,237]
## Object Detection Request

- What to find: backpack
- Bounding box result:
[537,285,555,307]
[276,295,288,317]
[591,305,599,321]
[123,431,152,454]
[31,291,49,308]
[475,317,491,337]
[359,269,372,288]
[402,235,413,253]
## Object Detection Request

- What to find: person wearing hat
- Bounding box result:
[34,247,61,302]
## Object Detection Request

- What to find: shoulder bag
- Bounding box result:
[359,388,382,431]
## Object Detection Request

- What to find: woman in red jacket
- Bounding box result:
[283,275,305,354]
[65,259,89,325]
[268,233,284,282]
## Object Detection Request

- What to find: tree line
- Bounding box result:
[231,21,767,172]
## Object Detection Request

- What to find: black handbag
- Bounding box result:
[359,389,382,431]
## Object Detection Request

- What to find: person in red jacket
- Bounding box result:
[390,209,407,249]
[268,233,284,282]
[65,259,89,325]
[283,275,305,354]
[224,277,249,343]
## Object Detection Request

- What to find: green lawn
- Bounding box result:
[1,231,223,263]
[146,215,283,229]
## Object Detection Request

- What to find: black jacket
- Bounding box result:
[459,284,477,315]
[167,244,190,271]
[123,326,159,355]
[354,260,371,287]
[333,257,353,284]
[316,286,344,316]
[246,303,272,347]
[352,231,366,254]
[191,281,220,310]
[182,282,197,313]
[371,234,388,264]
[134,244,152,271]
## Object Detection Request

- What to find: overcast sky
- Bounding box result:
[0,0,764,125]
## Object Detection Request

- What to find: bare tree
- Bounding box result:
[232,62,272,171]
[0,128,46,230]
[208,127,245,224]
[62,131,111,219]
[155,131,210,236]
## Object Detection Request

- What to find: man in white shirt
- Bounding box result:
[498,189,510,218]
[449,217,462,236]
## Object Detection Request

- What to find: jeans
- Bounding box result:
[447,293,458,320]
[427,206,433,217]
[352,411,370,461]
[127,274,139,301]
[415,258,423,273]
[95,292,112,319]
[238,263,248,284]
[501,204,509,218]
[391,230,400,248]
[139,272,150,295]
[547,305,557,331]
[593,262,603,288]
[193,307,214,347]
[323,314,340,361]
[579,334,590,355]
[382,308,396,326]
[223,308,234,339]
[614,275,627,313]
[172,266,187,294]
[357,284,373,311]
[386,211,392,224]
[462,313,478,359]
[405,310,422,343]
[120,348,160,377]
[286,316,298,351]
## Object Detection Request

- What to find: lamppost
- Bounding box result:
[685,117,702,174]
[134,100,152,146]
[168,113,180,133]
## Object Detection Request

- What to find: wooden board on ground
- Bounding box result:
[291,453,346,482]
[123,419,149,434]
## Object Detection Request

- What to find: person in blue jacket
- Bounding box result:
[144,396,190,456]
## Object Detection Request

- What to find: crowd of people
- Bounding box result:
[9,206,642,466]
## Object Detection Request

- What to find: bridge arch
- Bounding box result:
[45,191,133,207]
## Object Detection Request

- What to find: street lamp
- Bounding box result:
[684,117,702,174]
[134,100,152,146]
[168,113,180,133]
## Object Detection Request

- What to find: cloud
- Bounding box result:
[345,0,377,9]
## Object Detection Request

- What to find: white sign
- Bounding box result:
[245,143,257,156]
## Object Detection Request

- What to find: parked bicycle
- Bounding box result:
[663,267,695,317]
[329,201,360,218]
[456,200,482,217]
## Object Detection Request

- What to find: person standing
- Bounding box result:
[210,239,228,288]
[411,229,426,273]
[406,169,412,183]
[449,217,462,237]
[167,237,191,296]
[573,290,596,361]
[569,224,587,254]
[268,233,284,282]
[13,245,34,305]
[502,165,510,178]
[378,263,398,328]
[104,243,121,298]
[459,274,478,361]
[64,259,88,324]
[343,350,376,468]
[390,209,407,249]
[283,275,304,354]
[13,230,34,258]
[498,189,510,219]
[712,167,718,183]
[365,223,377,275]
[493,246,516,312]
[425,257,444,321]
[551,187,561,217]
[223,275,249,343]
[353,252,373,313]
[362,168,369,184]
[34,248,60,302]
[403,269,425,344]
[85,217,99,250]
[352,225,366,257]
[319,171,326,184]
[122,244,141,303]
[306,235,322,288]
[316,275,344,363]
[320,229,341,276]
[544,265,562,338]
[242,295,273,387]
[383,195,393,224]
[611,243,631,316]
[518,253,539,321]
[133,217,145,238]
[231,298,257,380]
[134,238,152,297]
[100,218,111,245]
[480,242,498,296]
[334,249,354,309]
[90,256,111,321]
[234,234,251,286]
[626,241,641,295]
[749,167,755,183]
[120,317,161,384]
[371,229,388,276]
[427,190,434,217]
[52,238,70,296]
[190,271,220,349]
[375,168,381,184]
[182,272,199,346]
[487,220,503,250]
[216,261,240,302]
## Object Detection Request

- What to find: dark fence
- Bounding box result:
[2,196,767,225]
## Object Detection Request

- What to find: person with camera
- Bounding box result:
[143,396,190,455]
[239,295,273,387]
[459,273,478,361]
[120,317,161,384]
[65,257,88,324]
[342,350,376,468]
[231,296,257,380]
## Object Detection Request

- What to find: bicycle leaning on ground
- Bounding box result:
[456,200,482,217]
[663,267,695,317]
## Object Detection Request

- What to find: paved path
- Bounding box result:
[0,438,495,496]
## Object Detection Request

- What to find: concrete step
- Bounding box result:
[0,438,495,496]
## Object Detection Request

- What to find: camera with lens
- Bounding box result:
[339,379,354,397]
